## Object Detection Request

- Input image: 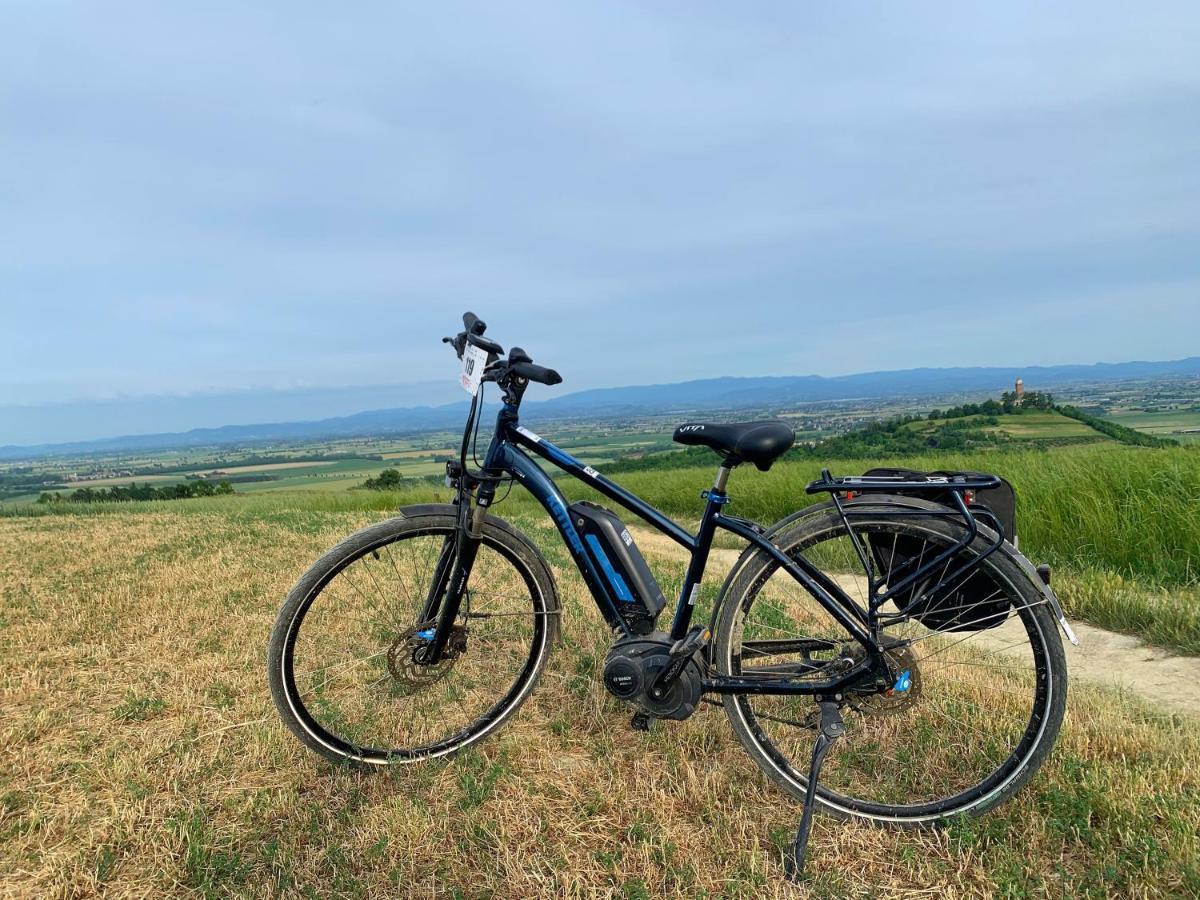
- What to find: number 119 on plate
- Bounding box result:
[459,344,489,396]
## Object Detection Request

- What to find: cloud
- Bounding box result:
[1,0,1198,439]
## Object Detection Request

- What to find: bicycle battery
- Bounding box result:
[569,501,666,634]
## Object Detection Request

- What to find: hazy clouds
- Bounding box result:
[2,2,1198,440]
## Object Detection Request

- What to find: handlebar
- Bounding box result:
[508,347,562,386]
[443,312,562,388]
[443,312,502,358]
[463,312,484,336]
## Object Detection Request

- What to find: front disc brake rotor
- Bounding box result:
[386,623,469,693]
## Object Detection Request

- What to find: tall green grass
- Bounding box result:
[1053,567,1200,655]
[11,443,1197,586]
[9,442,1198,651]
[564,442,1200,652]
[545,443,1200,586]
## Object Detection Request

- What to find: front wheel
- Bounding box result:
[713,501,1067,827]
[268,506,559,767]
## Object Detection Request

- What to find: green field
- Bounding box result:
[0,427,675,508]
[989,412,1098,439]
[1106,408,1200,444]
[904,410,1099,441]
[4,450,452,504]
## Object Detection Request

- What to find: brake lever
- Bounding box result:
[480,356,507,383]
[466,333,503,355]
[444,329,502,360]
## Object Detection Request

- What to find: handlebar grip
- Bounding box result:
[512,361,562,386]
[463,312,486,336]
[447,313,500,359]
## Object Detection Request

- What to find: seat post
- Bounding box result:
[713,463,733,493]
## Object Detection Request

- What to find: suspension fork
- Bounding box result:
[418,535,456,623]
[421,497,486,664]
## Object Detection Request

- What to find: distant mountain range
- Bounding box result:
[3,356,1198,460]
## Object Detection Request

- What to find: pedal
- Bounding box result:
[784,700,845,882]
[630,711,655,732]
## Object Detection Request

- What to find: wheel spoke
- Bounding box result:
[279,527,546,762]
[296,649,389,683]
[721,514,1060,815]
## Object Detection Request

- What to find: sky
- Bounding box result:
[2,2,1199,444]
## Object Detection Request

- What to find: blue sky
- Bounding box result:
[2,3,1199,443]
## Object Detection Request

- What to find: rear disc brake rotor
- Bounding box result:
[850,644,923,717]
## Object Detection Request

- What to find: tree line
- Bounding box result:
[1056,405,1177,448]
[37,480,235,505]
[928,389,1055,420]
[360,469,406,490]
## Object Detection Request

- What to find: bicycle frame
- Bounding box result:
[430,402,890,697]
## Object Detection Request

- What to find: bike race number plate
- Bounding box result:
[459,344,488,396]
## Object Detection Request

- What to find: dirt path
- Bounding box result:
[630,526,1200,718]
[987,618,1200,718]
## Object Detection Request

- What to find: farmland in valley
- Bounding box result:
[1105,408,1200,444]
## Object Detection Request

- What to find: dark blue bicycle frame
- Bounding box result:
[475,404,888,697]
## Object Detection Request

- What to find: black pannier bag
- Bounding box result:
[860,468,1018,632]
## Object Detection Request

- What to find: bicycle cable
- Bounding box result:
[471,382,518,506]
[458,390,479,473]
[491,472,517,506]
[471,383,487,470]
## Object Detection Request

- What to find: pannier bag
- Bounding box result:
[860,468,1018,632]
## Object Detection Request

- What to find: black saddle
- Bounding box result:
[672,420,796,471]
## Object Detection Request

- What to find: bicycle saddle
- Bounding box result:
[672,420,795,471]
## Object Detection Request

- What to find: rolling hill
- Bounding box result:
[3,356,1198,460]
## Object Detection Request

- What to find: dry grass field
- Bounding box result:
[3,500,1199,898]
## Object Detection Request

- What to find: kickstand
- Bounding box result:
[784,699,845,882]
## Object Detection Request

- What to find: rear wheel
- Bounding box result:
[268,508,559,767]
[713,503,1066,826]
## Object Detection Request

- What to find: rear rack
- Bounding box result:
[805,471,1002,495]
[801,469,1007,628]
